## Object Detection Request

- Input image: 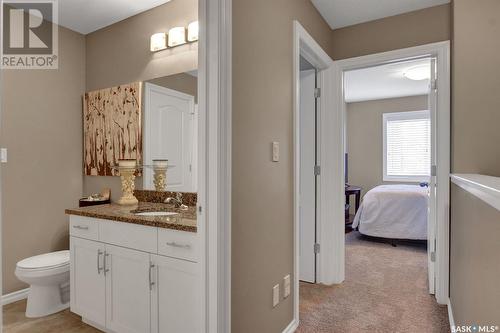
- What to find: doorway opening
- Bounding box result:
[293,40,450,332]
[343,56,437,292]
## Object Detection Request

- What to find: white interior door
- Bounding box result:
[105,245,152,333]
[144,83,196,192]
[428,57,437,294]
[299,69,316,283]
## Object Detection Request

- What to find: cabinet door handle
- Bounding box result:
[73,225,89,230]
[166,241,191,249]
[149,263,155,290]
[97,250,104,274]
[104,253,110,275]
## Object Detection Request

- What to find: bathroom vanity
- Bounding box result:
[65,202,200,333]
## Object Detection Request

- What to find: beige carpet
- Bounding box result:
[297,232,449,333]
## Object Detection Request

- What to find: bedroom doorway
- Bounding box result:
[333,42,450,305]
[343,56,436,291]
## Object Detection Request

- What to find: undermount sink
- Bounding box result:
[134,211,178,217]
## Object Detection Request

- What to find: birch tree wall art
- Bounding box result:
[83,82,142,176]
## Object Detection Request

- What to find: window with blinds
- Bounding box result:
[383,110,431,182]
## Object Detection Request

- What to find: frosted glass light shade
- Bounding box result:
[150,33,167,52]
[168,27,186,47]
[187,21,199,42]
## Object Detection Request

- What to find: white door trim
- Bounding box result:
[333,41,451,305]
[199,0,232,332]
[292,20,336,329]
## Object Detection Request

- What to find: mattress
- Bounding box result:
[352,184,429,240]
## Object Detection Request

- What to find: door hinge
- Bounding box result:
[431,239,436,262]
[314,88,321,99]
[314,165,321,176]
[314,243,320,254]
[431,79,437,90]
[431,165,437,176]
[198,206,202,214]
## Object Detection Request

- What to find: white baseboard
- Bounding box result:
[282,319,299,333]
[447,298,455,331]
[2,288,29,305]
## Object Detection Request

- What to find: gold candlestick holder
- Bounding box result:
[152,159,168,191]
[114,160,139,205]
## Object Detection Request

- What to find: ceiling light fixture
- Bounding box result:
[403,65,430,81]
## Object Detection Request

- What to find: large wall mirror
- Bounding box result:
[142,70,198,192]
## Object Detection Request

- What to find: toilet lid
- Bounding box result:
[17,250,70,270]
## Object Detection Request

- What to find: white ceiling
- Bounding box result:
[311,0,450,30]
[344,58,430,103]
[58,0,171,34]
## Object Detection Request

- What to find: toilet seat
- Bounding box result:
[17,250,69,272]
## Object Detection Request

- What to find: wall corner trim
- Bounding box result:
[447,298,455,329]
[282,319,299,333]
[2,288,29,305]
[450,174,500,211]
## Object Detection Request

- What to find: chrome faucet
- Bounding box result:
[164,192,188,210]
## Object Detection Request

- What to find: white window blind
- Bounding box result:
[383,110,431,182]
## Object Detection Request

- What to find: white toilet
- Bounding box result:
[15,250,70,318]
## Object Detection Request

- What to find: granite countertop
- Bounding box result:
[65,202,197,232]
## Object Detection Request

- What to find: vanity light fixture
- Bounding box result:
[403,65,430,81]
[187,21,199,42]
[150,21,199,52]
[167,26,186,47]
[150,32,167,52]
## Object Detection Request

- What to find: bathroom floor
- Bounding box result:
[3,300,101,333]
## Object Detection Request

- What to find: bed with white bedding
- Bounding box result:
[352,184,429,240]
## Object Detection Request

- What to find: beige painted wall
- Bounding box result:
[346,95,428,200]
[232,0,333,331]
[83,0,198,198]
[1,26,85,293]
[331,4,451,60]
[450,0,500,326]
[452,0,500,175]
[148,73,198,102]
[450,184,500,325]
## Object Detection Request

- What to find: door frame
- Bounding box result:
[292,21,336,330]
[198,0,232,332]
[333,41,451,305]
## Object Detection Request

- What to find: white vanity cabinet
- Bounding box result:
[70,237,106,328]
[151,255,200,333]
[69,215,200,333]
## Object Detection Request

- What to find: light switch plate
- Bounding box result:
[283,275,291,298]
[272,142,279,162]
[272,284,280,307]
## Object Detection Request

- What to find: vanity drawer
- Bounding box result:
[158,229,198,262]
[69,215,99,240]
[99,219,157,253]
